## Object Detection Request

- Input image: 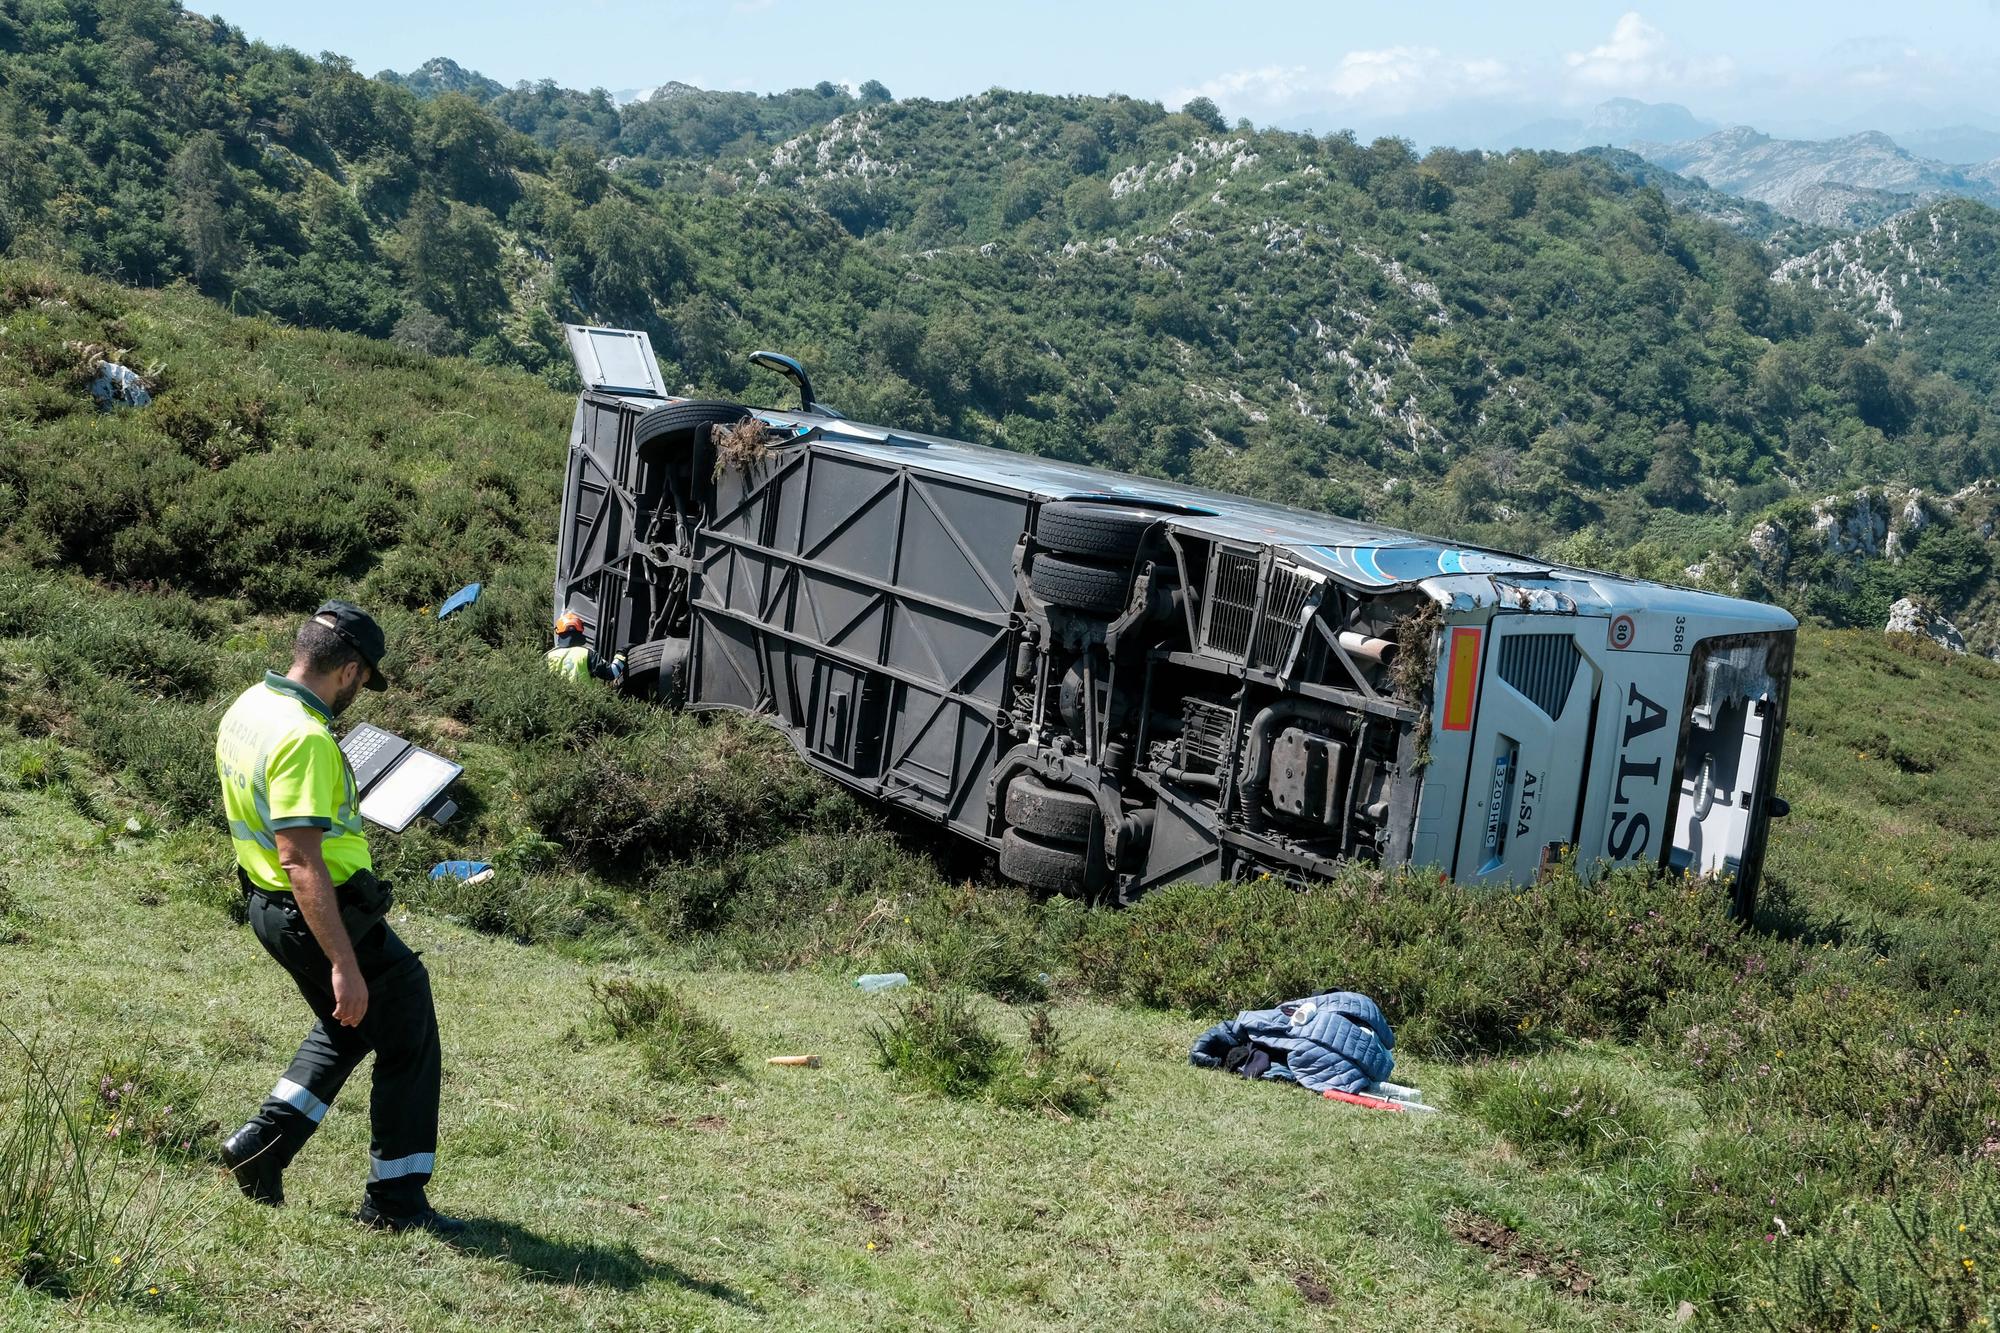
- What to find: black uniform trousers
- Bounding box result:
[242,890,441,1212]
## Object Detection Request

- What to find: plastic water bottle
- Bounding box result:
[855,973,909,992]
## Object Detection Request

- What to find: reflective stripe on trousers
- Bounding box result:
[369,1151,436,1182]
[271,1077,329,1123]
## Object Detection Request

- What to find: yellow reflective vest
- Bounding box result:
[215,672,371,893]
[545,645,591,682]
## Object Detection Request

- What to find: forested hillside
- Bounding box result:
[1774,199,2000,394]
[5,0,2000,646]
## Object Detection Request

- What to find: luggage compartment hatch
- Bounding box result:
[567,325,668,398]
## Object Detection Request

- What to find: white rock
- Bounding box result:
[1811,489,1888,557]
[1885,597,1966,653]
[89,362,151,409]
[1885,489,1931,561]
[1747,520,1790,574]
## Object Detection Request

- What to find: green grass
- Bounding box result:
[2,774,1654,1331]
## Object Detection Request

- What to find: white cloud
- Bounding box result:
[1564,12,1733,92]
[1178,13,1739,124]
[1175,48,1515,117]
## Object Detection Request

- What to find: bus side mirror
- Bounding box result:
[1765,796,1790,819]
[749,350,843,418]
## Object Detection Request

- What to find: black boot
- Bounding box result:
[356,1197,466,1236]
[219,1125,284,1206]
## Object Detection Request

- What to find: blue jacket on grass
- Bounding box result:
[1188,991,1395,1093]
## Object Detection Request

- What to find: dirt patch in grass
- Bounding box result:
[1292,1271,1333,1305]
[1447,1212,1596,1298]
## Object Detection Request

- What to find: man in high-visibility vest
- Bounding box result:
[545,610,624,684]
[214,601,462,1235]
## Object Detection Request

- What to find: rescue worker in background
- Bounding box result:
[545,610,625,684]
[214,601,463,1236]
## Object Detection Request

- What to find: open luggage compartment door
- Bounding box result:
[566,325,668,398]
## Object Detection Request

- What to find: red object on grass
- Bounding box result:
[1322,1088,1408,1112]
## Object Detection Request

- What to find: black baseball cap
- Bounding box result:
[313,600,390,691]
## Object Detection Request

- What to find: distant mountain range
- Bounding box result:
[1271,96,1714,154]
[1266,94,2000,231]
[1641,128,2000,228]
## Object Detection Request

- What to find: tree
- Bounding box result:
[1903,525,1990,606]
[857,80,892,105]
[0,87,53,255]
[169,131,237,290]
[1641,424,1704,511]
[1058,121,1106,174]
[397,191,506,330]
[1180,96,1226,133]
[418,94,517,210]
[578,197,687,317]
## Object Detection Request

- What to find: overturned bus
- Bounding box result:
[554,325,1795,915]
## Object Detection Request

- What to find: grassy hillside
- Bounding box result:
[5,264,2000,1329]
[7,0,2000,611]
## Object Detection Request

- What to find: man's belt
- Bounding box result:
[237,866,395,938]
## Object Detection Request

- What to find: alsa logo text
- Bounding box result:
[1606,683,1669,860]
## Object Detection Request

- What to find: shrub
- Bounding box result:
[632,829,936,956]
[587,977,741,1085]
[989,1007,1113,1119]
[68,689,224,823]
[1457,1058,1670,1167]
[890,883,1050,1003]
[1758,1167,2000,1332]
[870,992,1112,1117]
[1065,863,1762,1058]
[408,867,621,946]
[870,990,1009,1100]
[519,720,864,873]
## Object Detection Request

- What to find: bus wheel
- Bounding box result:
[1029,553,1130,614]
[1034,502,1160,560]
[999,828,1089,892]
[1004,773,1097,845]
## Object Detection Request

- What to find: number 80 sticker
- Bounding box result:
[1608,614,1637,651]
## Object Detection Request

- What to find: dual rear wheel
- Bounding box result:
[998,773,1096,892]
[1026,501,1161,614]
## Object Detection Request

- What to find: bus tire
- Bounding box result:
[1029,553,1130,614]
[999,828,1089,892]
[1004,773,1097,845]
[634,401,751,457]
[1034,502,1159,560]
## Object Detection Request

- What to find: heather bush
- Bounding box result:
[869,990,1008,1100]
[588,976,742,1085]
[1756,1169,2000,1331]
[516,719,864,872]
[869,992,1112,1117]
[1458,1057,1672,1167]
[1065,863,1762,1058]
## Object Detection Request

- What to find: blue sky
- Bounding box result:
[210,1,2000,137]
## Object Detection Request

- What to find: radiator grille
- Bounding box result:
[1179,698,1235,771]
[1253,565,1317,672]
[1199,547,1260,662]
[1496,632,1582,719]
